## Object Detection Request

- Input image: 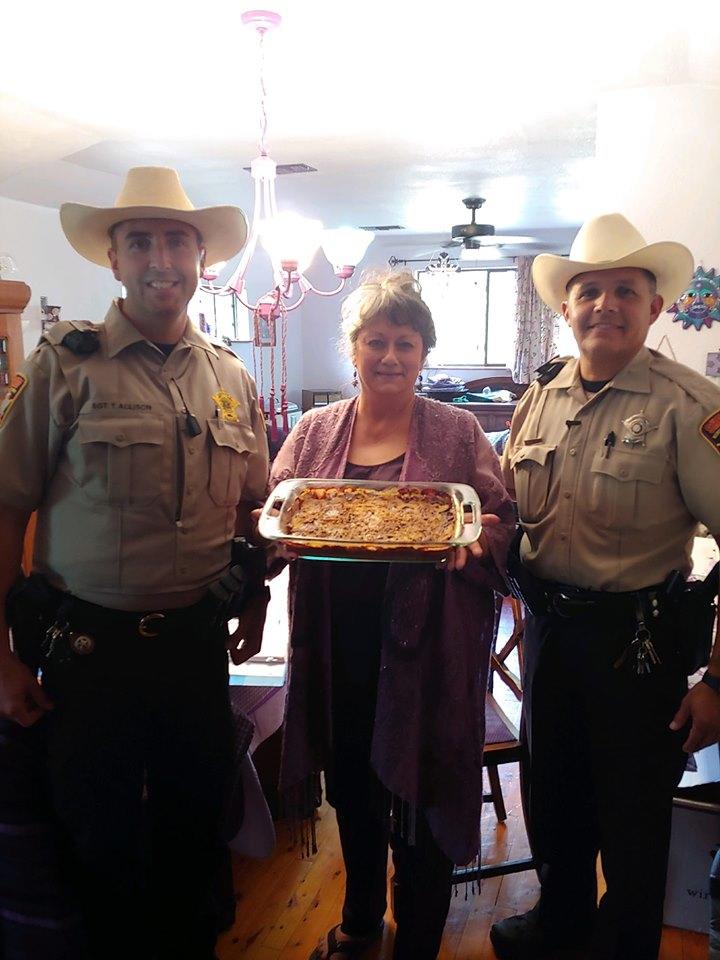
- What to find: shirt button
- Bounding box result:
[560,533,567,541]
[188,447,195,456]
[186,485,193,494]
[116,433,125,442]
[564,492,571,499]
[569,448,577,457]
[620,469,628,478]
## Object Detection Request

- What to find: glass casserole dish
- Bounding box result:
[258,479,482,562]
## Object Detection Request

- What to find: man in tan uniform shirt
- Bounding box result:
[0,167,269,960]
[492,215,720,960]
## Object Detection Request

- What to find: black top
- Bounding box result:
[580,377,610,394]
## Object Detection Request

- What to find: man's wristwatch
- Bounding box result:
[701,671,720,694]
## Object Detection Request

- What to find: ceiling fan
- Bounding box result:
[401,197,543,264]
[442,196,539,250]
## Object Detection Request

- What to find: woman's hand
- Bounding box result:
[445,513,501,572]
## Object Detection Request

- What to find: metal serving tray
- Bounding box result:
[258,479,482,563]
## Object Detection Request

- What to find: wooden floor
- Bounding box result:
[218,761,707,960]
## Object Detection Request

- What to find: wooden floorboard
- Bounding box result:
[219,760,707,959]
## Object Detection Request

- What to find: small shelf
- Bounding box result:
[0,280,31,397]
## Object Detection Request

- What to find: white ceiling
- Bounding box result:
[1,0,718,255]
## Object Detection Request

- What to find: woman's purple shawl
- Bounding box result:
[269,396,516,863]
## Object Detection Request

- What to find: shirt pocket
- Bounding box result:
[509,443,556,523]
[74,415,165,506]
[206,418,258,507]
[588,449,666,530]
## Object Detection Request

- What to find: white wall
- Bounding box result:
[0,196,119,353]
[596,84,720,380]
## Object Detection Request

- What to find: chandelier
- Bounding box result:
[199,8,374,322]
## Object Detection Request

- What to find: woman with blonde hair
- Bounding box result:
[270,271,515,960]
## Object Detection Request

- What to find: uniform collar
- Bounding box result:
[103,299,219,359]
[544,348,652,395]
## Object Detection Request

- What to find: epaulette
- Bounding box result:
[648,349,720,408]
[534,356,570,386]
[210,335,239,357]
[42,320,102,356]
[209,335,248,369]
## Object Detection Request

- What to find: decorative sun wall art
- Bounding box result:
[668,266,720,331]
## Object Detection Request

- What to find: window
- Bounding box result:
[417,268,517,367]
[186,288,251,341]
[556,314,580,358]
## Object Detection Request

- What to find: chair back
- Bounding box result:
[488,595,525,701]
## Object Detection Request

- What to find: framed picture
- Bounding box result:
[258,315,276,347]
[40,296,61,332]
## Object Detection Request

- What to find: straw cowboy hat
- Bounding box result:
[60,166,248,268]
[532,213,694,315]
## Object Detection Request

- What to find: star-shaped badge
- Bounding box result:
[212,389,241,423]
[621,414,657,447]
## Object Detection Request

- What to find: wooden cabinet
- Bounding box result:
[301,388,342,412]
[0,280,30,397]
[465,402,517,433]
[0,280,34,573]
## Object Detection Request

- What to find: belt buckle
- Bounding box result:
[552,591,596,618]
[138,612,165,638]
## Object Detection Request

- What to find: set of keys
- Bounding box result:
[42,620,96,661]
[631,624,661,674]
[613,599,662,675]
[42,620,70,663]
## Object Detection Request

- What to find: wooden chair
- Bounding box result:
[451,594,535,884]
[484,595,525,822]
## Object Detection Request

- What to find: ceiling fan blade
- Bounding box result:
[474,234,539,246]
[442,238,463,248]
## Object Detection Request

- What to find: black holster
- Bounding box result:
[504,527,549,617]
[5,574,62,673]
[670,562,719,675]
[208,538,269,623]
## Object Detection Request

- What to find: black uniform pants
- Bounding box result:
[326,591,454,960]
[522,606,688,960]
[40,601,235,960]
[330,748,455,960]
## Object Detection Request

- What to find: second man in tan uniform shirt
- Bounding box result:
[492,214,720,960]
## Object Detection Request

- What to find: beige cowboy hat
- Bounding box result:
[532,213,694,314]
[60,166,248,267]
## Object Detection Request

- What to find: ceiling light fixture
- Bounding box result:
[200,8,374,322]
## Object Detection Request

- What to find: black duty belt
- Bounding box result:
[539,580,664,620]
[63,592,220,637]
[41,588,222,661]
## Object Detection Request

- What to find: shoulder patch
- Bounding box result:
[0,373,28,428]
[535,356,570,386]
[700,408,720,456]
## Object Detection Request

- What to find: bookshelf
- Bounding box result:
[0,280,30,397]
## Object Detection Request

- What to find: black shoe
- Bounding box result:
[489,906,590,959]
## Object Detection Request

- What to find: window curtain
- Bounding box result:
[512,256,559,383]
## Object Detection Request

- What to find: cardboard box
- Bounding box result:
[663,756,720,933]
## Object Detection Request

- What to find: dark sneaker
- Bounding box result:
[490,906,590,959]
